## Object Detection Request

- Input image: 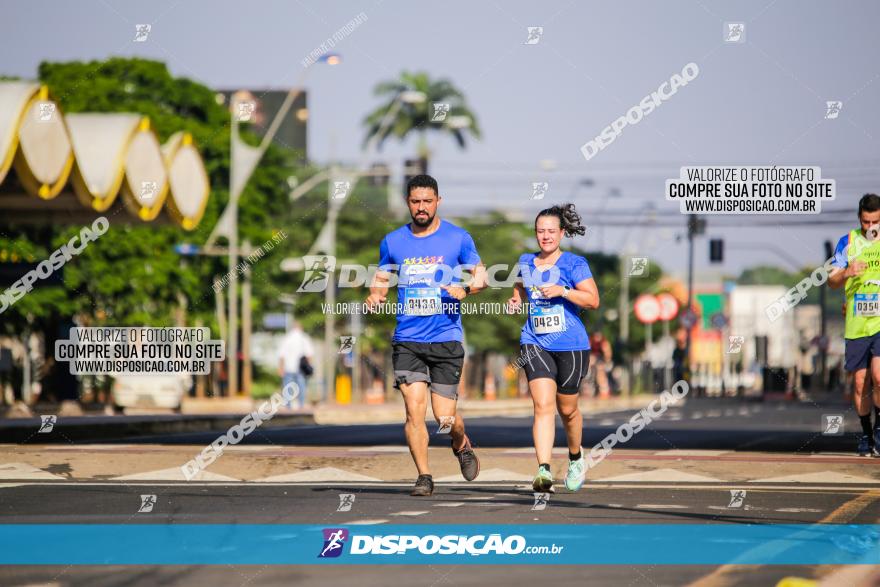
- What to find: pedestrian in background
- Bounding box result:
[278,321,313,410]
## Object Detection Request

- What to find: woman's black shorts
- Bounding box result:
[519,344,590,394]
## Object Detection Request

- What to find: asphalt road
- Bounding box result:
[3,480,879,586]
[2,396,878,586]
[110,397,861,453]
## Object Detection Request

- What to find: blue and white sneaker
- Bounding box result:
[532,467,555,493]
[565,450,586,492]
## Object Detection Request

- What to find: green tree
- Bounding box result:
[0,56,335,402]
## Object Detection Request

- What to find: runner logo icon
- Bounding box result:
[319,528,349,558]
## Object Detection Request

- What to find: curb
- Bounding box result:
[0,412,316,444]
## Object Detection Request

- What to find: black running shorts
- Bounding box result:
[392,341,465,400]
[520,344,590,394]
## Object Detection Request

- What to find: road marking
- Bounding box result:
[657,450,730,457]
[254,467,381,483]
[436,468,531,482]
[635,504,689,509]
[434,502,465,507]
[607,503,623,508]
[750,472,880,484]
[50,444,139,450]
[113,467,239,482]
[344,519,388,525]
[349,446,410,453]
[685,489,880,587]
[692,412,704,419]
[707,505,766,511]
[390,510,429,516]
[775,508,823,513]
[0,463,65,481]
[0,481,875,493]
[596,469,723,482]
[503,448,567,454]
[598,418,616,426]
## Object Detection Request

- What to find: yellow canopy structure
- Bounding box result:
[0,81,210,230]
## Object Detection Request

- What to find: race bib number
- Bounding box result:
[530,304,565,334]
[404,287,441,316]
[854,293,880,317]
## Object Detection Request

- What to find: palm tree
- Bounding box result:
[362,71,482,172]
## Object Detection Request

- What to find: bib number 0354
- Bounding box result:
[855,293,880,317]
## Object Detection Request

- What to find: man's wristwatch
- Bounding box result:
[562,285,571,299]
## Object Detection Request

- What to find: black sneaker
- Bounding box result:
[411,474,434,496]
[857,434,872,457]
[453,435,480,481]
[874,429,880,458]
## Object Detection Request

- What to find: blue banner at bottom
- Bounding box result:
[1,524,878,565]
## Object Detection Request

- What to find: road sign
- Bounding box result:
[710,312,728,330]
[657,293,679,321]
[680,308,698,329]
[634,294,661,324]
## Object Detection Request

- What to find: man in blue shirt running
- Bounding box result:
[365,174,487,496]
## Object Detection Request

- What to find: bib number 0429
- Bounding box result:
[530,305,565,334]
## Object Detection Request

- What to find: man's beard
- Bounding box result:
[412,211,434,226]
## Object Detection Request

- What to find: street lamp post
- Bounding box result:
[204,56,340,397]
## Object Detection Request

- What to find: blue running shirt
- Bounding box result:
[518,251,593,351]
[378,220,481,343]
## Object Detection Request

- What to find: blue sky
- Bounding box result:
[3,0,879,279]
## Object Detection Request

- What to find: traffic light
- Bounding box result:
[709,239,723,263]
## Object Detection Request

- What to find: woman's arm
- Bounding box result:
[538,278,599,309]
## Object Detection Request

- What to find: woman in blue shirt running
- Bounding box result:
[506,203,600,493]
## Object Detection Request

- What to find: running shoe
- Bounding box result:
[565,451,586,492]
[874,429,880,458]
[532,467,555,493]
[857,434,872,457]
[453,435,480,481]
[411,474,434,496]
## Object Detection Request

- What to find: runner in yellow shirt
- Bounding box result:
[828,194,880,457]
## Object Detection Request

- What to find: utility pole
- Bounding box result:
[619,251,630,396]
[685,215,698,372]
[324,171,340,404]
[820,240,832,390]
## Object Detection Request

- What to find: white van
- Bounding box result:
[112,374,191,411]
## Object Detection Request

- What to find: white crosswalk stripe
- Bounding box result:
[254,467,380,483]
